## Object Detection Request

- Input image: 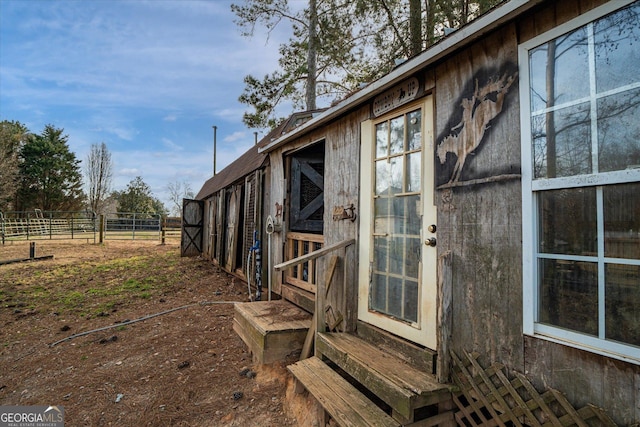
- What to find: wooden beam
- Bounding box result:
[300,313,317,361]
[324,255,339,298]
[301,255,338,361]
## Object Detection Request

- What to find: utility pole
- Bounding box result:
[212,125,217,176]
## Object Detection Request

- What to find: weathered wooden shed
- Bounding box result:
[190,139,268,284]
[190,111,323,286]
[233,0,640,425]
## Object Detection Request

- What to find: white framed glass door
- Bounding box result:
[358,96,437,349]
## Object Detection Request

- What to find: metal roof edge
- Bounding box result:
[258,0,544,154]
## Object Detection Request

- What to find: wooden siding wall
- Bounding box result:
[200,171,265,285]
[321,107,370,333]
[202,199,212,258]
[215,190,225,264]
[435,1,639,424]
[435,21,523,370]
[266,106,369,329]
[267,143,298,296]
[202,191,224,265]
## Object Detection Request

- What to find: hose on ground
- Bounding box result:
[48,300,236,347]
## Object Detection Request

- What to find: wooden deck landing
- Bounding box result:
[233,300,312,364]
[317,332,454,425]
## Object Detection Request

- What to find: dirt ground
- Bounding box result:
[0,239,316,426]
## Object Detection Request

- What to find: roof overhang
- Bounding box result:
[258,0,546,154]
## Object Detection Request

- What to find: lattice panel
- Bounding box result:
[450,350,618,427]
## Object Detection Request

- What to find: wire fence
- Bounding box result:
[0,210,96,243]
[103,212,161,241]
[0,210,181,244]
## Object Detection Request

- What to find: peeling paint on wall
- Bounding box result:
[436,65,518,186]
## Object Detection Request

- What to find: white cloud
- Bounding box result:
[118,168,141,176]
[162,138,183,151]
[224,131,247,143]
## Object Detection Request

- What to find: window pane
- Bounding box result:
[605,263,640,346]
[389,236,404,275]
[597,88,640,172]
[532,103,591,178]
[376,122,388,158]
[373,237,387,272]
[539,259,598,336]
[390,116,405,155]
[392,197,406,234]
[405,195,421,235]
[406,238,420,279]
[387,277,403,318]
[406,152,421,192]
[604,182,640,259]
[389,156,403,194]
[371,273,387,313]
[594,2,640,93]
[375,160,389,195]
[538,188,597,255]
[374,197,389,234]
[407,110,422,150]
[404,279,418,323]
[529,27,590,112]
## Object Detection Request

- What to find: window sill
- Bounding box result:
[527,326,640,366]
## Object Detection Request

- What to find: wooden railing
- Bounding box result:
[284,232,324,294]
[274,237,356,359]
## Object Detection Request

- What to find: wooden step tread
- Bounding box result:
[288,356,400,427]
[234,300,311,334]
[234,300,311,364]
[317,332,452,420]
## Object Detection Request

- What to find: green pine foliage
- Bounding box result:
[16,124,86,212]
[232,0,504,130]
[113,176,167,217]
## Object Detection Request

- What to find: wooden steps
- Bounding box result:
[317,332,454,423]
[233,300,312,364]
[288,356,401,427]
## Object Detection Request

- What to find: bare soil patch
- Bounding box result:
[0,240,307,426]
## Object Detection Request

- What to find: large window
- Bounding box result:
[520,0,640,363]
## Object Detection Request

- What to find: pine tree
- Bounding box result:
[17,125,85,212]
[232,0,503,129]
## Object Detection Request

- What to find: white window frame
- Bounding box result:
[519,0,640,365]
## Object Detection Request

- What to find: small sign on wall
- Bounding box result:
[373,77,420,117]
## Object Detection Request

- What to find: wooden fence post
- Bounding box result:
[99,214,105,243]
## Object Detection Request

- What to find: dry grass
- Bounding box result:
[0,240,303,426]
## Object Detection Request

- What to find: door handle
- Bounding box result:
[425,237,436,247]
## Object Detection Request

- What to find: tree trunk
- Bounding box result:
[424,0,435,48]
[410,0,422,56]
[306,0,318,111]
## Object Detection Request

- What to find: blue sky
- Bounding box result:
[0,0,295,213]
